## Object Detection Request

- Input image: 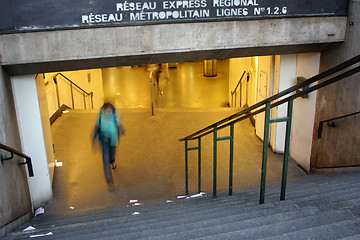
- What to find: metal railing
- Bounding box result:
[180,54,360,204]
[53,73,94,110]
[150,71,164,116]
[231,71,249,107]
[318,110,360,139]
[0,143,34,177]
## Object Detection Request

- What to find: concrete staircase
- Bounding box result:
[4,171,360,240]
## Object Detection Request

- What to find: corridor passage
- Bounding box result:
[102,60,230,108]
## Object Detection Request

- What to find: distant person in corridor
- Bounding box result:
[93,102,125,191]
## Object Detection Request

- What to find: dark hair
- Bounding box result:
[102,102,115,113]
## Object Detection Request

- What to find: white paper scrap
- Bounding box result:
[35,207,44,216]
[132,212,140,215]
[132,203,142,206]
[70,206,74,209]
[166,200,173,203]
[177,195,187,199]
[190,192,207,198]
[30,232,53,238]
[23,226,36,232]
[55,162,63,167]
[129,200,138,203]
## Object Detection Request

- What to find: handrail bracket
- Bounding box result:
[1,152,14,162]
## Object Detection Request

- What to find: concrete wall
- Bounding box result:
[11,75,53,207]
[0,67,32,237]
[255,56,272,141]
[35,75,56,183]
[291,53,320,172]
[311,0,360,168]
[0,16,347,76]
[270,55,297,153]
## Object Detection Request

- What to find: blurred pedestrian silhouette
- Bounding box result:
[93,102,125,191]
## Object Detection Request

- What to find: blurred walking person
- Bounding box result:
[93,102,125,191]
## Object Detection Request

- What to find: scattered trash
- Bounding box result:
[132,212,140,216]
[69,206,75,209]
[129,200,138,203]
[167,200,173,203]
[55,162,63,167]
[177,195,187,199]
[35,207,44,217]
[23,226,36,232]
[189,192,207,198]
[132,203,142,206]
[30,232,53,238]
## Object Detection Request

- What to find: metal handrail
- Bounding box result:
[180,54,360,141]
[0,143,34,177]
[231,71,248,107]
[53,73,94,109]
[180,53,360,204]
[318,110,360,139]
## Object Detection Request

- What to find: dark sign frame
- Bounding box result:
[0,0,348,34]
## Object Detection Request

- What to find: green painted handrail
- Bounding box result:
[181,54,360,203]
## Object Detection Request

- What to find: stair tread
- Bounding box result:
[3,171,360,240]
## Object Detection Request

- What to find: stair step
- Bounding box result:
[338,234,360,240]
[261,218,360,240]
[16,186,360,239]
[3,171,360,240]
[192,209,355,240]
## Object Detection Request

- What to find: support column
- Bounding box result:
[11,75,53,207]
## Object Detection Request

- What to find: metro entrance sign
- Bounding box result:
[0,0,347,34]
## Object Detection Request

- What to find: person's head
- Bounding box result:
[102,102,115,116]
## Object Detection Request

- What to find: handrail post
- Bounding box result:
[231,91,234,107]
[150,71,154,116]
[260,101,271,204]
[185,139,189,195]
[239,81,242,107]
[91,92,94,109]
[198,137,202,193]
[24,157,34,177]
[213,126,218,198]
[229,123,234,196]
[53,77,61,111]
[83,92,86,109]
[70,83,74,109]
[281,99,294,200]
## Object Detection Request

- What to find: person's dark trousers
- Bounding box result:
[101,137,116,185]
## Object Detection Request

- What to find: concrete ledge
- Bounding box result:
[0,212,32,238]
[0,16,346,75]
[3,42,342,75]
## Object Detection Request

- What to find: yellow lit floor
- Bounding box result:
[49,108,305,214]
